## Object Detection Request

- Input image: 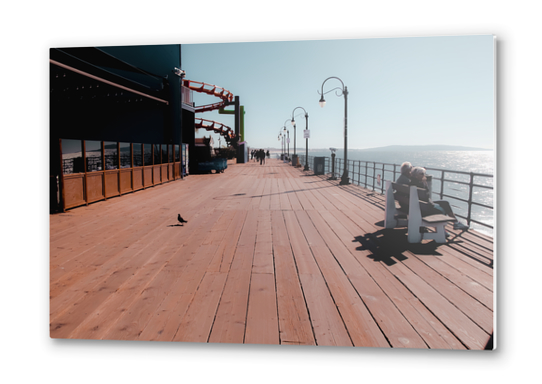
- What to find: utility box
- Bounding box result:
[314,157,325,175]
[238,142,248,163]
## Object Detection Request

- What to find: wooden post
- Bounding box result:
[59,139,66,212]
[130,143,134,191]
[102,141,106,200]
[83,140,88,206]
[142,144,146,190]
[117,142,121,195]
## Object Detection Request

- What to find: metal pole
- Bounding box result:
[340,86,349,185]
[294,123,296,156]
[330,153,336,180]
[304,113,309,171]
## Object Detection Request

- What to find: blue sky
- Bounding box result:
[182,35,495,150]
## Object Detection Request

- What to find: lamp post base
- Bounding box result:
[339,172,350,185]
[304,164,309,171]
[328,176,337,180]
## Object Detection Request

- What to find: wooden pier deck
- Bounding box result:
[50,159,494,349]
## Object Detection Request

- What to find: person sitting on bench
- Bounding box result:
[410,167,469,231]
[394,162,413,211]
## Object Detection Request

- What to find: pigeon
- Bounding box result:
[178,214,188,225]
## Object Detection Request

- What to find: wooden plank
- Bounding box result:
[282,176,304,211]
[269,178,281,210]
[288,176,315,211]
[245,273,279,345]
[208,210,259,343]
[271,210,315,345]
[277,178,292,211]
[172,272,228,343]
[251,210,274,275]
[258,179,272,210]
[283,211,352,347]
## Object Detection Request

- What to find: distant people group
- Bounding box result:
[395,161,469,231]
[251,149,268,165]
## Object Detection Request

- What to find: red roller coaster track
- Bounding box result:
[183,79,234,113]
[183,79,236,142]
[194,118,234,143]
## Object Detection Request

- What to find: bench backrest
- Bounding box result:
[391,182,430,201]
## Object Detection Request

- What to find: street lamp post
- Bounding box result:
[283,127,288,161]
[283,119,291,163]
[287,129,290,159]
[291,107,309,171]
[318,76,349,185]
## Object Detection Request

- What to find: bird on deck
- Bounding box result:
[178,214,188,225]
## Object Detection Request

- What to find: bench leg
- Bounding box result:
[422,223,447,243]
[407,223,423,243]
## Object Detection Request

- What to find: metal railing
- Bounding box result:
[299,154,494,232]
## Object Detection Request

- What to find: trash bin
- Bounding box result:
[291,154,299,167]
[313,157,325,175]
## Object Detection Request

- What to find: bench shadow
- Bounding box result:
[353,228,447,266]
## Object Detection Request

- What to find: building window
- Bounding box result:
[154,144,161,164]
[175,145,180,162]
[104,141,118,170]
[86,141,103,172]
[61,139,83,174]
[133,144,143,167]
[144,144,152,166]
[120,142,131,168]
[161,144,168,164]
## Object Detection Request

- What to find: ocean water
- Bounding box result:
[294,149,495,237]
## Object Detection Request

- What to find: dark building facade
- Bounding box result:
[50,44,195,212]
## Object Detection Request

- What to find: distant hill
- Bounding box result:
[363,145,490,151]
[312,145,491,152]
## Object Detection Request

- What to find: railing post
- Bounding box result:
[331,153,336,179]
[364,162,368,188]
[381,163,385,194]
[467,172,474,226]
[440,170,445,200]
[372,162,376,191]
[357,161,360,185]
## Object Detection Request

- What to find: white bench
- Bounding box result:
[384,180,455,243]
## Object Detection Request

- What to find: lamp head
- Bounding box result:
[291,118,295,126]
[319,96,326,108]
